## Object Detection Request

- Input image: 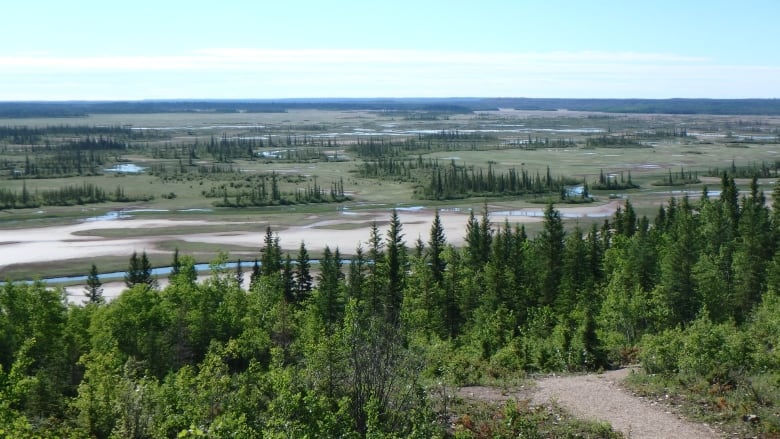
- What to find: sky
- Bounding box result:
[2,0,779,100]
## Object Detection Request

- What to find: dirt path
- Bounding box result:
[531,368,721,439]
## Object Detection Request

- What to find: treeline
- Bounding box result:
[505,136,576,149]
[4,150,109,179]
[0,182,151,209]
[705,160,780,178]
[423,163,585,200]
[347,133,549,159]
[147,138,339,164]
[585,134,649,148]
[357,157,581,200]
[651,167,700,186]
[592,169,638,190]
[0,136,130,179]
[205,173,349,207]
[5,98,780,117]
[0,125,157,144]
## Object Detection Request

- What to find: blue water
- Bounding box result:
[104,163,147,173]
[8,259,359,286]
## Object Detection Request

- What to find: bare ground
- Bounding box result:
[460,368,722,439]
[0,201,623,268]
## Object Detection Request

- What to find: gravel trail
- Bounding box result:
[531,368,721,439]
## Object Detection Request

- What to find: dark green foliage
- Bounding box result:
[124,250,155,289]
[383,210,407,324]
[427,209,447,285]
[537,204,565,307]
[0,182,152,210]
[260,226,282,277]
[316,246,344,325]
[294,241,313,303]
[84,263,104,304]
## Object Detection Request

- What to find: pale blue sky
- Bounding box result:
[2,0,779,100]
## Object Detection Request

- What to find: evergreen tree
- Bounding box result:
[169,247,181,282]
[84,263,104,304]
[235,259,244,288]
[537,204,565,307]
[658,197,699,326]
[365,221,385,316]
[622,199,637,237]
[348,244,367,301]
[559,227,588,314]
[732,178,773,321]
[721,173,740,229]
[317,246,344,325]
[250,258,261,290]
[464,209,483,267]
[125,250,154,289]
[282,254,295,303]
[294,241,313,304]
[384,209,406,324]
[427,209,447,285]
[260,226,282,276]
[479,203,493,264]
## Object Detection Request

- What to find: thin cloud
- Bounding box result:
[0,48,709,72]
[0,49,777,99]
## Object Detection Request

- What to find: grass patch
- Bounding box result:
[625,371,780,437]
[443,392,623,438]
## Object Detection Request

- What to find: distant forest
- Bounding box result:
[2,98,780,117]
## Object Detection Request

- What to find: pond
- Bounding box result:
[104,163,147,173]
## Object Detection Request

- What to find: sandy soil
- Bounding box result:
[0,201,623,269]
[531,368,721,439]
[458,368,721,438]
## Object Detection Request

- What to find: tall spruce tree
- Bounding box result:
[317,246,344,325]
[84,263,104,304]
[169,247,181,282]
[294,241,313,303]
[260,226,282,276]
[125,250,154,289]
[235,259,244,288]
[365,221,385,316]
[537,203,565,307]
[427,209,447,285]
[384,209,406,324]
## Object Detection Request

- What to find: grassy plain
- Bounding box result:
[1,108,779,280]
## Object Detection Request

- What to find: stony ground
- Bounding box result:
[459,368,723,439]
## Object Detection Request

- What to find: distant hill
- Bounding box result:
[1,98,779,118]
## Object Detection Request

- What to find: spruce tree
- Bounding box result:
[294,241,313,303]
[250,259,261,289]
[427,209,447,285]
[537,204,565,307]
[317,246,343,324]
[84,263,103,304]
[260,226,282,276]
[169,247,181,282]
[384,209,406,324]
[464,209,482,267]
[348,244,367,301]
[235,259,244,288]
[365,221,385,316]
[282,254,295,303]
[125,250,154,288]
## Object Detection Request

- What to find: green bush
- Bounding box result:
[639,327,684,374]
